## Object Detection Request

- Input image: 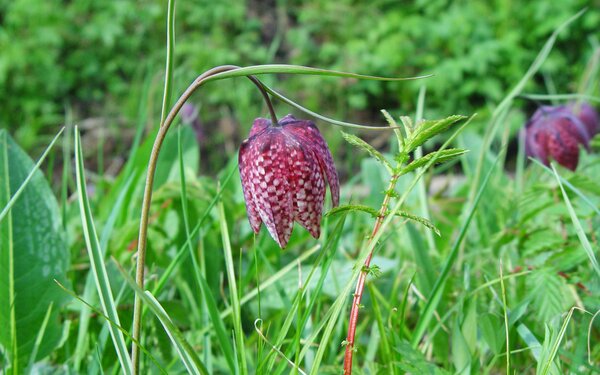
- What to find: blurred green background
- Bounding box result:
[1,0,598,171]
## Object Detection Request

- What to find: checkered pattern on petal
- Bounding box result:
[525,103,599,171]
[280,115,339,207]
[239,115,340,248]
[288,144,325,239]
[546,118,584,171]
[244,127,295,247]
[238,139,263,233]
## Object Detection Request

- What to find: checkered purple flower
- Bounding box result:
[524,103,598,170]
[238,114,339,248]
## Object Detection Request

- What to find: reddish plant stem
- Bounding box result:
[343,174,399,374]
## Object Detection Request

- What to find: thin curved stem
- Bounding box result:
[343,174,399,375]
[130,65,278,373]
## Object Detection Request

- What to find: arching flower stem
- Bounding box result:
[131,65,277,373]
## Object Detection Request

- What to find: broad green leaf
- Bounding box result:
[451,320,471,375]
[0,130,69,369]
[479,313,505,354]
[402,148,468,174]
[405,115,466,152]
[341,131,393,174]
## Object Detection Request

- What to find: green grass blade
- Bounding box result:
[411,152,503,348]
[263,85,405,130]
[0,128,64,224]
[145,293,202,375]
[159,0,175,127]
[261,215,347,372]
[551,164,600,277]
[539,308,575,375]
[203,64,431,83]
[25,303,53,373]
[114,263,208,375]
[74,174,135,371]
[520,93,600,103]
[55,280,166,374]
[531,158,600,217]
[74,127,133,374]
[177,125,234,373]
[151,164,236,296]
[218,200,248,374]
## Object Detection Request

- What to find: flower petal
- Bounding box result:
[238,139,263,233]
[249,128,295,247]
[248,117,271,138]
[282,116,340,207]
[547,119,582,171]
[288,144,325,239]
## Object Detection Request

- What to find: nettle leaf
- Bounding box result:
[527,268,572,322]
[403,148,468,174]
[327,205,440,235]
[405,115,466,152]
[326,204,380,218]
[399,211,441,236]
[341,132,393,174]
[0,131,69,369]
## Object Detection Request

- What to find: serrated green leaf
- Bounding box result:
[398,211,441,236]
[341,132,393,174]
[405,115,466,152]
[402,148,467,174]
[326,204,380,218]
[327,205,440,235]
[527,269,571,322]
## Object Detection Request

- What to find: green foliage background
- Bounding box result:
[1,0,598,152]
[1,1,600,373]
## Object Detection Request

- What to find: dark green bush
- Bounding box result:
[1,0,597,152]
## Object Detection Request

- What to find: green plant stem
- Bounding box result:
[343,172,399,374]
[159,0,176,128]
[130,65,278,373]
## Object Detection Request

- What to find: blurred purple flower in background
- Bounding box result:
[524,102,599,170]
[181,103,205,144]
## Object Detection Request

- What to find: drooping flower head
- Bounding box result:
[239,114,339,248]
[524,103,598,170]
